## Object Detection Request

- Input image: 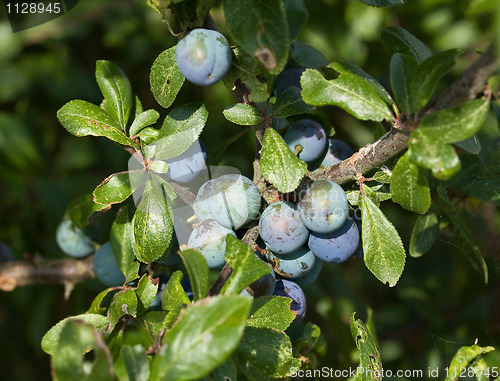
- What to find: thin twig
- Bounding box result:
[208,264,233,296]
[168,182,196,206]
[0,256,95,292]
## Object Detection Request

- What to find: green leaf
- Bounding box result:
[151,160,169,174]
[133,174,173,263]
[150,46,185,109]
[233,352,275,381]
[489,75,500,101]
[381,26,432,63]
[301,69,393,121]
[246,296,296,330]
[237,326,301,378]
[157,176,177,201]
[359,193,406,286]
[470,356,491,381]
[293,322,327,359]
[371,168,392,183]
[223,103,265,126]
[111,207,140,282]
[179,248,210,301]
[86,288,116,315]
[259,127,307,193]
[409,211,439,258]
[155,103,208,160]
[224,0,289,74]
[135,274,159,315]
[150,295,252,381]
[454,135,482,154]
[57,100,139,149]
[272,86,315,118]
[409,49,461,112]
[361,183,382,206]
[133,95,144,118]
[108,289,139,326]
[350,313,383,380]
[346,183,391,206]
[390,152,431,214]
[284,0,308,40]
[95,60,133,130]
[328,61,395,106]
[161,270,192,311]
[390,53,418,115]
[129,109,160,137]
[138,311,171,342]
[41,314,109,355]
[409,131,461,180]
[417,98,490,144]
[169,0,216,29]
[289,41,329,68]
[212,358,238,381]
[120,345,150,381]
[138,127,161,146]
[93,171,142,206]
[221,235,271,295]
[223,48,269,103]
[65,193,110,229]
[52,320,114,381]
[444,345,495,381]
[360,0,403,6]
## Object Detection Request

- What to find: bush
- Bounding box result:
[0,0,499,380]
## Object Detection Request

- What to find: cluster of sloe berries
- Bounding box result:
[187,119,359,323]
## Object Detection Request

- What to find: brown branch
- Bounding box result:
[0,256,95,292]
[208,264,233,296]
[309,44,498,184]
[432,43,498,111]
[307,124,413,184]
[168,181,196,206]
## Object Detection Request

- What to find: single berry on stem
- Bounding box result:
[259,201,310,255]
[175,28,232,86]
[284,119,327,163]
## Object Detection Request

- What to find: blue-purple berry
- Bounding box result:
[294,258,324,286]
[93,242,126,287]
[284,119,327,163]
[187,218,236,268]
[193,180,213,221]
[273,279,306,324]
[313,138,353,171]
[259,201,309,255]
[308,219,360,263]
[56,219,94,258]
[266,245,316,279]
[208,174,261,230]
[176,28,232,86]
[298,180,348,234]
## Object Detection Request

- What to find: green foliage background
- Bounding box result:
[0,0,499,379]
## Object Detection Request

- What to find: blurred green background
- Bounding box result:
[0,0,499,379]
